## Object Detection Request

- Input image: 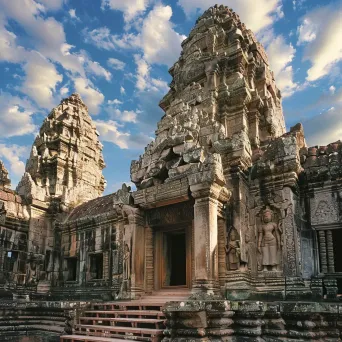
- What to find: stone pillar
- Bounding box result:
[144,226,154,294]
[123,206,145,299]
[190,182,221,293]
[326,230,335,273]
[318,230,328,273]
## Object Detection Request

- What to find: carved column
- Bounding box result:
[144,226,154,294]
[326,230,335,273]
[190,182,222,293]
[123,206,145,299]
[318,230,328,273]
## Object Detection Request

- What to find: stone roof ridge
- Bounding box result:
[64,193,114,223]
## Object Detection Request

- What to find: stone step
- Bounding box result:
[75,324,163,342]
[91,302,165,311]
[0,319,65,326]
[84,310,165,319]
[0,323,65,333]
[79,317,164,328]
[61,335,133,342]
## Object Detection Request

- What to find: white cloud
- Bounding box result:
[21,52,63,108]
[94,120,131,149]
[135,54,150,91]
[177,0,282,32]
[60,86,69,96]
[304,106,342,146]
[84,5,185,67]
[259,30,298,97]
[134,54,169,92]
[95,119,152,149]
[101,0,150,22]
[68,8,80,20]
[0,144,29,177]
[85,60,112,81]
[292,0,306,11]
[83,27,139,51]
[0,92,37,138]
[74,78,104,114]
[111,109,138,123]
[120,86,126,95]
[0,24,26,63]
[140,5,186,66]
[329,86,336,95]
[108,99,123,105]
[83,27,116,50]
[37,0,65,11]
[0,0,109,83]
[107,57,126,70]
[297,3,342,81]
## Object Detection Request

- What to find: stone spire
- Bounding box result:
[0,160,11,189]
[17,93,106,207]
[131,4,286,189]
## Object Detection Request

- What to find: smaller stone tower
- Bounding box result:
[17,93,106,208]
[0,161,11,189]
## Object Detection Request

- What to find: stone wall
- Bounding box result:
[164,295,342,341]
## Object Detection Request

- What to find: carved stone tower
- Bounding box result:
[0,161,11,189]
[131,5,286,189]
[17,93,106,207]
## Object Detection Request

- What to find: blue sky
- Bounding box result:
[0,0,341,194]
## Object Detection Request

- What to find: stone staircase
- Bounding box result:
[60,290,189,342]
[0,303,69,339]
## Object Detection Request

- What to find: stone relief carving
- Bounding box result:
[225,228,241,271]
[311,199,339,225]
[257,206,282,271]
[123,243,131,281]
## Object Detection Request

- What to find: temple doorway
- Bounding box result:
[163,230,186,286]
[154,225,192,290]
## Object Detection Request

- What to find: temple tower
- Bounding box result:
[130,4,290,295]
[17,93,106,208]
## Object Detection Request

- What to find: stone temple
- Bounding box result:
[0,5,341,342]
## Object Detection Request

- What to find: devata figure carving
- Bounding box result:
[258,207,282,271]
[123,243,131,280]
[225,228,240,270]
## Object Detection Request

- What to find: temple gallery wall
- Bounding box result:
[0,4,341,342]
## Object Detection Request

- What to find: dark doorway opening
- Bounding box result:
[163,231,186,286]
[66,257,77,281]
[332,229,342,272]
[89,253,103,279]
